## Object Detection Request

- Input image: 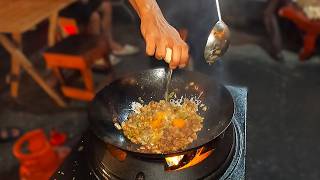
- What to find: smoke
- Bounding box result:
[155,0,260,83]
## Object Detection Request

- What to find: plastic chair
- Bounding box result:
[13,129,60,180]
[279,4,320,60]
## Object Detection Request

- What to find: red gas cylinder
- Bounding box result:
[13,129,61,180]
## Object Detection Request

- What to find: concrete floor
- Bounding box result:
[1,12,320,180]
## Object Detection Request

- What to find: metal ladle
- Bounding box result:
[204,0,230,64]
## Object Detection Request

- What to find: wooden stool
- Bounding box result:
[43,18,110,101]
[279,4,320,60]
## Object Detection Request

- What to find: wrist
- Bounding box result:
[140,8,167,26]
[137,0,164,19]
[139,4,157,16]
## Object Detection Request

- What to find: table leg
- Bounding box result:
[0,34,66,107]
[48,12,58,47]
[10,33,22,98]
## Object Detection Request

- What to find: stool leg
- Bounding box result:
[81,69,94,92]
[10,54,20,98]
[10,33,22,98]
[300,33,317,61]
[52,67,65,85]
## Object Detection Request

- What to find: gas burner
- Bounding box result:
[88,122,236,180]
[51,86,247,180]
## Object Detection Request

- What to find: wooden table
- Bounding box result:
[0,0,75,107]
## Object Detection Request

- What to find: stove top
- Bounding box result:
[51,86,247,180]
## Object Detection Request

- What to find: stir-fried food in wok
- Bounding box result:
[121,99,204,153]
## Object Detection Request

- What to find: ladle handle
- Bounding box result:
[216,0,222,22]
[164,48,173,101]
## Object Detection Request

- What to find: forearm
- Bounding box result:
[129,0,163,19]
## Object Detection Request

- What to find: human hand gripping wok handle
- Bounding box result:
[129,0,189,69]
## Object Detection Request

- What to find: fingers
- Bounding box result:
[143,30,188,69]
[155,39,166,60]
[170,45,181,69]
[179,42,189,68]
[164,41,188,69]
[145,35,156,56]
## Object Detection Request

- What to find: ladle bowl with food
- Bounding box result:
[89,68,234,158]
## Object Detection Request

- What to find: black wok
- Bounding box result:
[88,68,234,157]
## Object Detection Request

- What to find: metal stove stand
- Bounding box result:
[51,86,247,180]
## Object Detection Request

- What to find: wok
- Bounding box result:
[88,68,234,157]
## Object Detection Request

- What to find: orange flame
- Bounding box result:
[165,147,214,171]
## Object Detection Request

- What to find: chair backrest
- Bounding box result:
[58,17,79,38]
